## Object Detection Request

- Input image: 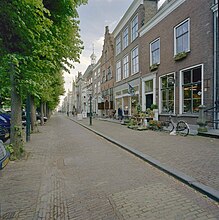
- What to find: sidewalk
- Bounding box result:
[70,116,219,201]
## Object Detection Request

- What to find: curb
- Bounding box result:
[198,132,219,139]
[70,118,219,202]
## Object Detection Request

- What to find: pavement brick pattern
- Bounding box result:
[0,114,218,219]
[76,118,219,192]
[111,183,217,220]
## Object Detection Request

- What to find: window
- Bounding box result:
[98,81,100,93]
[145,80,154,109]
[123,55,129,79]
[182,66,202,114]
[102,70,106,83]
[150,38,160,65]
[94,71,97,79]
[123,27,129,49]
[131,47,139,74]
[116,35,121,55]
[160,74,175,113]
[116,61,121,82]
[107,67,112,80]
[174,19,190,55]
[94,83,97,93]
[105,50,107,62]
[97,68,100,77]
[131,15,138,42]
[145,80,153,93]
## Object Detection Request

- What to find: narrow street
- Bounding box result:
[0,114,218,219]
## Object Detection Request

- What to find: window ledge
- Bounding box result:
[174,51,189,61]
[150,63,160,71]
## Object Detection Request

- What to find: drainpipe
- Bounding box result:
[212,1,218,128]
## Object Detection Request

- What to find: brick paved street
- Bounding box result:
[0,114,218,219]
[74,117,219,192]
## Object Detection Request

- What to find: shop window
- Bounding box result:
[182,66,202,114]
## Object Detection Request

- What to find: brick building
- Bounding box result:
[100,26,115,117]
[92,59,102,116]
[113,0,157,117]
[139,0,216,124]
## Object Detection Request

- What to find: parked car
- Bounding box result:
[36,112,48,123]
[0,140,10,169]
[0,115,10,132]
[0,125,9,142]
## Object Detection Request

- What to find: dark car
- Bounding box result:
[0,125,9,142]
[0,115,10,132]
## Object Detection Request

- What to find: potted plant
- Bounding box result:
[150,104,158,121]
[174,51,188,61]
[150,63,159,71]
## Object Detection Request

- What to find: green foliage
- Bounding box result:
[0,0,87,148]
[0,0,86,105]
[148,120,163,130]
[150,104,158,110]
[174,51,188,61]
[5,144,14,155]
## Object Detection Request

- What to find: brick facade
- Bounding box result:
[139,0,214,123]
[100,26,115,117]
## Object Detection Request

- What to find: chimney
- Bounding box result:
[143,0,157,25]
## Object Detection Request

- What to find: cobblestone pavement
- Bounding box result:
[0,114,218,219]
[74,117,219,192]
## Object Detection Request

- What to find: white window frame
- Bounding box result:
[123,55,129,79]
[98,81,100,93]
[179,64,204,114]
[131,14,138,42]
[150,38,160,65]
[159,72,176,114]
[116,60,121,82]
[116,35,121,55]
[174,18,190,55]
[122,26,129,50]
[131,46,139,75]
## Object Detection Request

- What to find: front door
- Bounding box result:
[146,94,153,109]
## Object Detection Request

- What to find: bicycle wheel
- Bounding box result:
[163,120,174,132]
[176,121,189,136]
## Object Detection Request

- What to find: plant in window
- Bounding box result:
[150,63,159,71]
[150,104,158,110]
[174,51,188,61]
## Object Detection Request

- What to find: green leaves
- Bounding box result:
[0,0,87,110]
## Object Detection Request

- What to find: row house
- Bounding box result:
[139,0,218,124]
[100,26,115,117]
[75,72,83,114]
[113,0,157,117]
[76,0,218,127]
[92,58,102,116]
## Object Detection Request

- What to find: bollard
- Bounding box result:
[197,105,208,132]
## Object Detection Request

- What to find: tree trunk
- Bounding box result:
[10,69,23,158]
[43,102,47,118]
[40,101,44,125]
[30,95,37,133]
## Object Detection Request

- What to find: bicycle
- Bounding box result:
[163,114,190,136]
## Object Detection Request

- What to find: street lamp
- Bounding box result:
[89,94,92,126]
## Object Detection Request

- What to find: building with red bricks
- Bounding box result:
[113,0,157,117]
[139,0,218,125]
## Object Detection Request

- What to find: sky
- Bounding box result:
[61,0,166,105]
[61,0,133,103]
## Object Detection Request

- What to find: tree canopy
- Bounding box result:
[0,0,87,154]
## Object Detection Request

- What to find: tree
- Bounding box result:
[0,0,87,158]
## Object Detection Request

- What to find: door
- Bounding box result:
[146,94,153,109]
